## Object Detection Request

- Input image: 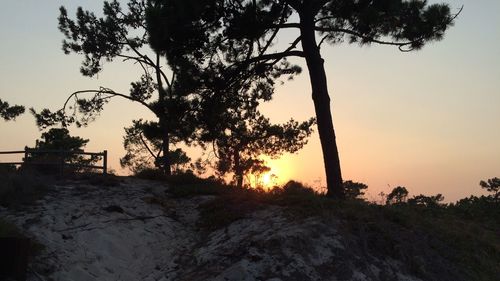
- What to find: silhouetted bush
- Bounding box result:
[343,180,368,200]
[166,173,229,198]
[449,195,499,223]
[386,186,409,205]
[71,172,122,187]
[0,169,50,208]
[23,128,99,175]
[479,177,499,202]
[408,194,445,208]
[135,167,168,181]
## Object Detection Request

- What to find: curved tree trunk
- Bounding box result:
[299,12,344,198]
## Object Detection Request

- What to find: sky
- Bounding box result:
[0,0,499,202]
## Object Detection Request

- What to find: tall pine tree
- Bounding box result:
[152,0,460,197]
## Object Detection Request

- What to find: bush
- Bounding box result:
[0,169,50,208]
[408,194,445,208]
[343,180,368,200]
[135,167,168,181]
[386,186,409,205]
[166,174,229,198]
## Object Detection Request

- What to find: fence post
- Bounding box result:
[23,147,28,162]
[103,150,108,175]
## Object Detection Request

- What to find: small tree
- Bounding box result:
[212,112,315,188]
[0,99,24,121]
[25,128,98,174]
[480,177,500,202]
[119,119,191,174]
[343,180,368,200]
[386,186,409,205]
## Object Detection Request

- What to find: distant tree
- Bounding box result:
[386,186,409,205]
[25,128,98,173]
[31,0,200,175]
[408,193,445,207]
[480,177,500,202]
[0,99,25,121]
[343,180,368,200]
[170,0,460,198]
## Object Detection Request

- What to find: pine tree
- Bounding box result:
[163,0,460,197]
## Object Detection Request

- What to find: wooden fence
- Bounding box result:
[0,148,107,175]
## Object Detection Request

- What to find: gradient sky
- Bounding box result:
[1,0,499,202]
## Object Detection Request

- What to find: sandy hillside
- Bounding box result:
[1,178,465,281]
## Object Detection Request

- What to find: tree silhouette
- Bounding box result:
[145,0,316,186]
[119,119,191,174]
[0,99,24,121]
[480,177,500,202]
[169,0,461,198]
[408,193,444,207]
[25,128,98,173]
[343,180,368,200]
[212,112,315,188]
[31,0,198,175]
[386,186,409,205]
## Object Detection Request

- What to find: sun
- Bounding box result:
[257,168,280,189]
[251,155,295,189]
[261,172,274,187]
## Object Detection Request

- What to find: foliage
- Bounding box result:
[212,114,315,188]
[386,186,409,205]
[0,99,25,121]
[24,128,98,174]
[120,119,192,173]
[32,0,200,175]
[0,168,50,208]
[343,180,368,200]
[146,1,316,187]
[408,193,445,208]
[165,173,229,198]
[480,177,500,201]
[169,0,459,197]
[450,195,499,225]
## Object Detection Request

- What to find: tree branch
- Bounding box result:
[139,132,159,160]
[62,88,156,115]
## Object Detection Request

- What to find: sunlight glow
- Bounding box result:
[260,171,278,188]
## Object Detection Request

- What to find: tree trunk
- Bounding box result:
[234,148,243,188]
[160,117,172,176]
[299,12,344,198]
[155,54,171,176]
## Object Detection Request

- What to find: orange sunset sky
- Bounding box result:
[1,0,499,202]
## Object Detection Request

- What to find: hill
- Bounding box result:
[0,175,498,281]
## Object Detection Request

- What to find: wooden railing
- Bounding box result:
[0,148,108,175]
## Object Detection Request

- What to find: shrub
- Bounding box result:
[480,177,499,202]
[343,180,368,200]
[0,169,50,208]
[386,186,409,205]
[408,194,445,208]
[135,167,168,181]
